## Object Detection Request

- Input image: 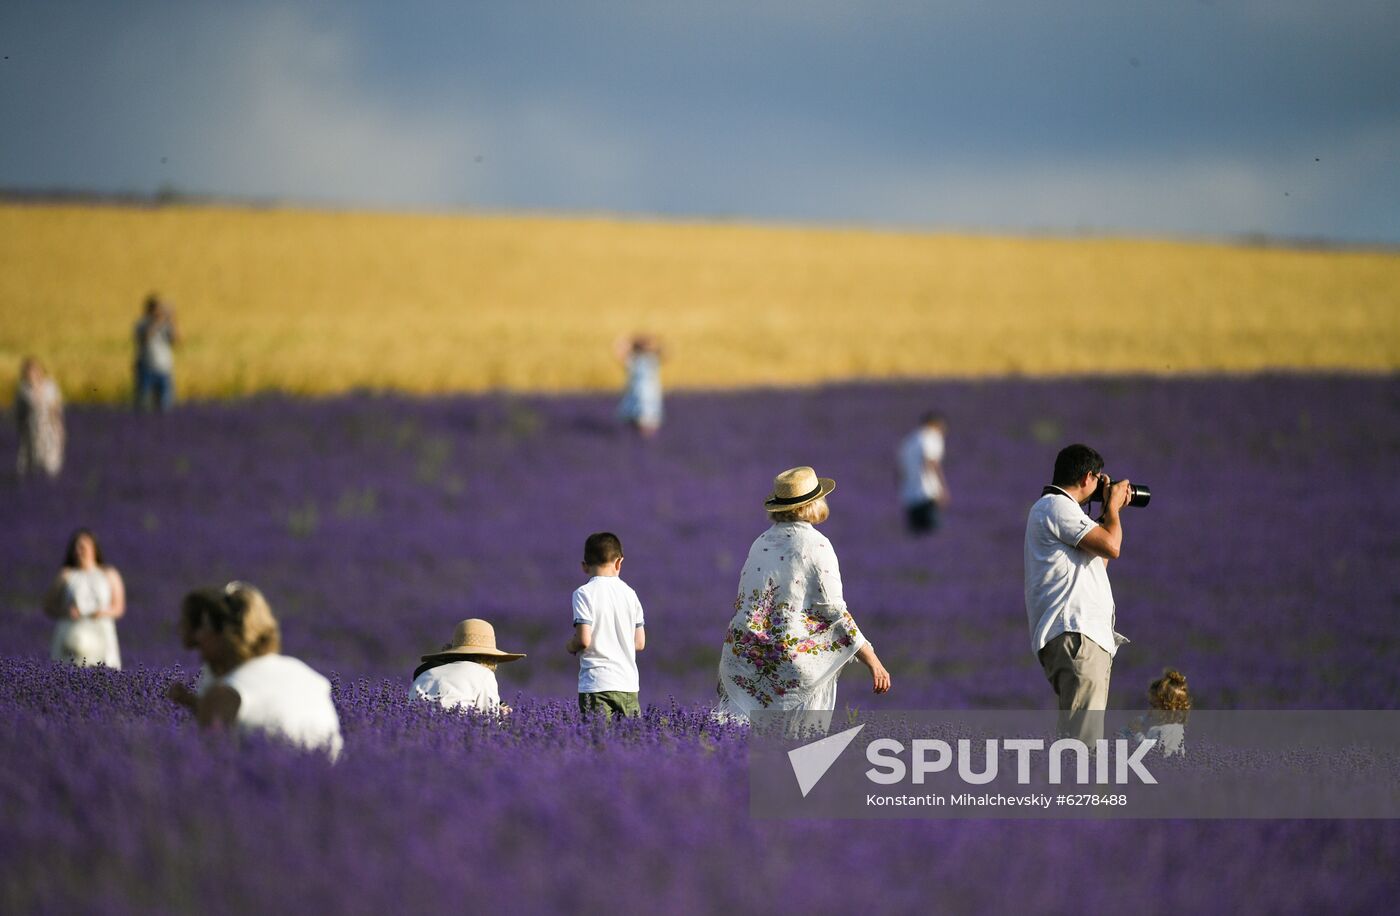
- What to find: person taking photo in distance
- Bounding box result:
[567,532,647,718]
[133,293,179,412]
[1024,444,1133,743]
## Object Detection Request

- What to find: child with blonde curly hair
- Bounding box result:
[1121,668,1191,757]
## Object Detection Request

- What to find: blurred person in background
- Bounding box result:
[1025,443,1132,744]
[44,529,124,669]
[411,618,525,714]
[165,597,217,711]
[715,466,891,725]
[897,410,948,534]
[614,334,664,437]
[15,356,65,479]
[133,293,179,412]
[170,583,343,760]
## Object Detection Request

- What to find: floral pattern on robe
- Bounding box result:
[715,521,866,718]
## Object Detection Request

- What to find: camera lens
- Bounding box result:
[1127,483,1151,508]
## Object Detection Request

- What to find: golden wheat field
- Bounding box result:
[1,203,1397,402]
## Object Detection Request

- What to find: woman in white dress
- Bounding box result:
[714,467,891,726]
[172,583,343,761]
[44,529,124,668]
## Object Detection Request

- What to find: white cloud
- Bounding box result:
[147,6,480,206]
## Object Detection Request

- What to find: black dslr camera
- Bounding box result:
[1090,475,1152,509]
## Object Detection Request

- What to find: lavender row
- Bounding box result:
[2,375,1397,710]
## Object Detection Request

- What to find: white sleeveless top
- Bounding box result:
[220,654,344,761]
[50,567,121,669]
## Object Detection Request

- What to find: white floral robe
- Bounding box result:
[715,521,866,722]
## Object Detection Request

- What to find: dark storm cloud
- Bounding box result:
[2,0,1397,242]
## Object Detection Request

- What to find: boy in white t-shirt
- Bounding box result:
[566,532,646,718]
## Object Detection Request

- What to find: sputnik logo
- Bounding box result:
[787,725,865,797]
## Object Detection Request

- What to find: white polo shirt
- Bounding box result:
[572,575,645,693]
[1024,489,1118,657]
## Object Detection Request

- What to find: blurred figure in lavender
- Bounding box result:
[133,293,179,412]
[166,597,216,710]
[15,356,65,479]
[411,618,525,715]
[567,532,647,719]
[1118,667,1191,757]
[1025,444,1132,744]
[715,467,891,727]
[897,410,948,534]
[614,334,664,437]
[168,583,343,761]
[44,529,125,669]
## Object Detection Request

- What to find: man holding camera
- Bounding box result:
[1024,444,1134,741]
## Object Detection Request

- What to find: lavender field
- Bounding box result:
[3,375,1399,912]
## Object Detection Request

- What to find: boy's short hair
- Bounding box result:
[1052,443,1104,488]
[583,532,624,567]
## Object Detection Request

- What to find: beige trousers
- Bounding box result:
[1038,631,1112,744]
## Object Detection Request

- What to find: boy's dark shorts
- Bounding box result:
[905,499,941,534]
[579,690,641,718]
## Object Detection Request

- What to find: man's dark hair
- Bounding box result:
[1052,444,1104,488]
[921,410,946,427]
[583,531,624,567]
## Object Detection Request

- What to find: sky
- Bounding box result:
[2,0,1398,244]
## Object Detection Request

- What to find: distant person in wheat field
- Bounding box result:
[15,357,65,479]
[44,529,125,669]
[714,466,891,726]
[897,410,949,535]
[133,293,179,412]
[614,334,664,437]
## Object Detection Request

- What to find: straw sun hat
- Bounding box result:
[421,618,525,663]
[763,466,836,512]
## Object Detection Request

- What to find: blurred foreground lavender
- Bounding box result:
[3,659,1398,913]
[2,376,1398,911]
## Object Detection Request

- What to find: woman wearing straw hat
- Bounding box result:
[411,619,525,714]
[714,467,891,723]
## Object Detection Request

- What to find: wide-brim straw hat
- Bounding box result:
[763,466,836,512]
[420,618,525,663]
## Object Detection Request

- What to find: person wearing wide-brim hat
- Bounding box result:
[411,619,525,715]
[714,467,892,725]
